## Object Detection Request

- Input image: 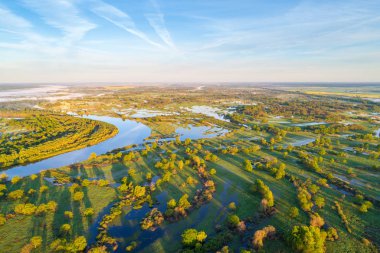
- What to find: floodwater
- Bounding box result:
[2,116,228,178]
[186,106,230,122]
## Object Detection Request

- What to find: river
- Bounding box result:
[2,115,228,178]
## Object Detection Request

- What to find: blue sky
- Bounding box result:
[0,0,379,83]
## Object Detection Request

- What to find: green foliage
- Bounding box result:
[181,229,207,247]
[0,115,117,168]
[178,194,191,209]
[73,191,84,202]
[8,189,24,200]
[227,214,240,228]
[289,206,299,218]
[297,188,313,211]
[288,225,326,253]
[30,236,43,249]
[244,159,253,172]
[253,179,274,207]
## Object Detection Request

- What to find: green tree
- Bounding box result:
[244,160,253,172]
[227,214,240,228]
[288,225,326,253]
[178,194,191,209]
[73,191,84,202]
[30,236,43,249]
[289,206,299,218]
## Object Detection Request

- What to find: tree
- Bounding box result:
[244,160,253,172]
[297,188,313,211]
[0,184,7,197]
[178,160,184,170]
[181,229,207,247]
[310,213,325,227]
[15,203,37,215]
[227,214,240,228]
[73,236,87,251]
[89,152,97,160]
[359,201,373,213]
[196,231,207,243]
[60,224,71,234]
[275,165,286,179]
[30,236,43,248]
[182,229,198,247]
[11,176,21,184]
[308,184,320,194]
[83,208,94,217]
[133,186,146,198]
[210,168,216,175]
[8,189,24,200]
[65,211,74,219]
[0,214,6,225]
[253,226,276,249]
[253,179,274,207]
[73,191,84,202]
[315,196,325,209]
[178,194,191,209]
[288,225,326,253]
[128,168,136,177]
[39,185,49,193]
[167,199,177,209]
[289,207,299,218]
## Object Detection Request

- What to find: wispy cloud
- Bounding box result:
[187,0,380,57]
[145,0,177,51]
[21,0,96,46]
[91,0,165,49]
[0,5,31,31]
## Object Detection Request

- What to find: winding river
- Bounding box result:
[2,115,227,178]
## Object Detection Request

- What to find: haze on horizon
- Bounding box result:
[0,0,380,83]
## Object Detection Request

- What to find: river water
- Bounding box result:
[2,115,228,178]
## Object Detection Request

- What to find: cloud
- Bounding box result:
[0,5,32,31]
[91,0,165,49]
[21,0,96,45]
[186,0,380,59]
[145,0,177,50]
